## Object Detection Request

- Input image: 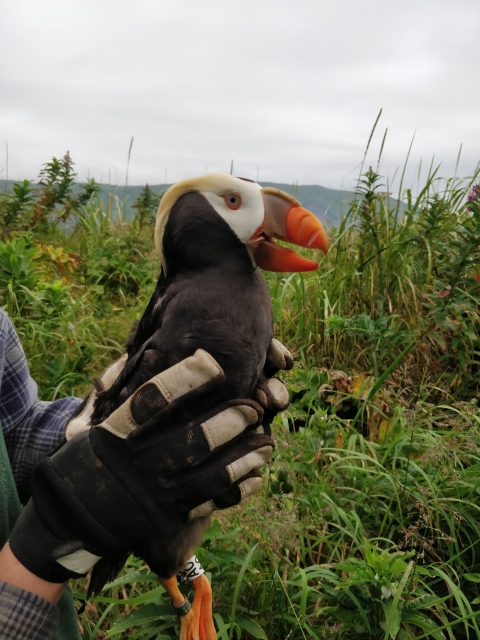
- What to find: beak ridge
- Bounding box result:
[285,206,329,255]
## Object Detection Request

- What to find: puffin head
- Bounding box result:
[155,174,328,273]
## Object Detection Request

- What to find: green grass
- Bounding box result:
[1,155,480,638]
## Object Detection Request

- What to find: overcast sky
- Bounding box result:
[1,0,479,191]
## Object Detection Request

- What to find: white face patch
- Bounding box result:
[200,178,264,244]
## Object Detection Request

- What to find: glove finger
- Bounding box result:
[97,349,224,439]
[255,377,289,413]
[199,401,262,449]
[264,338,293,375]
[128,398,263,464]
[66,355,129,440]
[65,353,127,440]
[154,400,263,470]
[97,355,129,392]
[188,471,263,520]
[163,433,273,509]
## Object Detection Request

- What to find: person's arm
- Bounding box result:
[0,544,63,640]
[0,543,64,602]
[0,310,81,501]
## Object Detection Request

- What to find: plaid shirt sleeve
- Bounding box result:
[0,309,82,499]
[0,581,59,640]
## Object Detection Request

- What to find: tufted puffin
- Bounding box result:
[89,174,328,640]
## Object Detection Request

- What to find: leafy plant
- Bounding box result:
[31,151,78,230]
[131,184,161,233]
[0,180,36,232]
[0,236,42,312]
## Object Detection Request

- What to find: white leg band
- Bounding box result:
[177,555,205,583]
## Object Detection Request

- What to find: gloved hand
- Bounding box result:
[65,338,293,441]
[65,338,292,517]
[8,350,277,585]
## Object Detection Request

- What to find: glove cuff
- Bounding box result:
[9,501,97,583]
[10,430,158,584]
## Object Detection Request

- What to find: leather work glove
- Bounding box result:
[65,338,293,442]
[8,347,289,585]
[65,338,292,519]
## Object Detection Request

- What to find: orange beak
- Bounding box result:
[249,188,328,272]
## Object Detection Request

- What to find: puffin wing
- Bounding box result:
[90,287,173,424]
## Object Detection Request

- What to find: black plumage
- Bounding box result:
[88,190,273,592]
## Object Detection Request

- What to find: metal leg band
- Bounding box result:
[172,597,192,617]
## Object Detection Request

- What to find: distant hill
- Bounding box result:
[0,179,356,227]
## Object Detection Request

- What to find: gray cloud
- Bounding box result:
[1,0,479,191]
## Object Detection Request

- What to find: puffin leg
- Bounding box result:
[160,575,184,607]
[160,574,215,640]
[160,576,196,640]
[191,573,216,640]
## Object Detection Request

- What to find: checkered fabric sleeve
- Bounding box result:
[0,310,82,499]
[0,580,59,640]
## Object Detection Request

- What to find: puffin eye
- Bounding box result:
[223,192,242,210]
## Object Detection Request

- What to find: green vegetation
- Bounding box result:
[1,153,480,638]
